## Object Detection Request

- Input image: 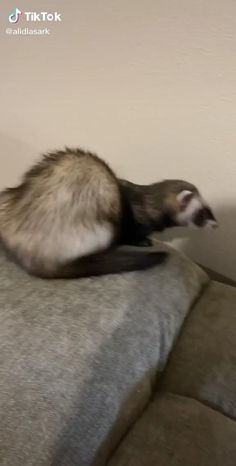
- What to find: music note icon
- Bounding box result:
[8,8,22,24]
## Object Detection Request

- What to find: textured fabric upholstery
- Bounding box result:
[108,393,236,466]
[0,243,207,466]
[160,281,236,420]
[109,281,236,466]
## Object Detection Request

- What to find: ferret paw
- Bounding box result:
[139,237,153,247]
[130,237,152,247]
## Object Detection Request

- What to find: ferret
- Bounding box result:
[0,147,217,278]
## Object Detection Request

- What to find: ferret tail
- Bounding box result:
[44,248,168,279]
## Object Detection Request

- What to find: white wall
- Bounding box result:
[0,0,235,280]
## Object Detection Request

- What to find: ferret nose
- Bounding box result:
[208,219,218,228]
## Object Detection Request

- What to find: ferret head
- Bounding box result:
[175,189,217,228]
[157,180,218,229]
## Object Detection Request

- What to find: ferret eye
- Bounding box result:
[193,208,207,227]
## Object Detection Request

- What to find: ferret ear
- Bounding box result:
[176,190,195,211]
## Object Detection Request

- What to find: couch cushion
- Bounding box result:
[160,281,236,420]
[108,393,236,466]
[0,244,207,466]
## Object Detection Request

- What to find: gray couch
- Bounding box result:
[0,242,236,466]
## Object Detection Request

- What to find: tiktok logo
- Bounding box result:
[7,8,62,23]
[8,7,22,24]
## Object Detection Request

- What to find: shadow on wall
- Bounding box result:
[158,203,236,282]
[0,131,39,188]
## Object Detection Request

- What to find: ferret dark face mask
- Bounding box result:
[176,189,218,228]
